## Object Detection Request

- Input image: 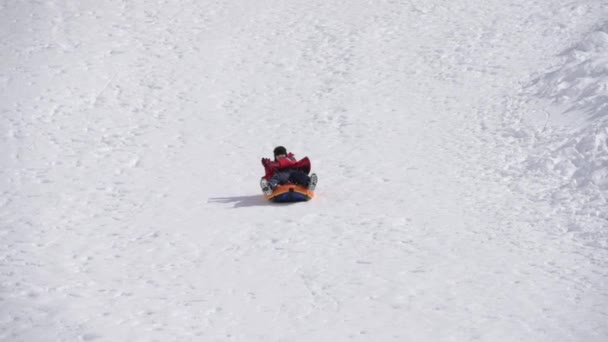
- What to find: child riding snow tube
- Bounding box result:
[260,147,317,202]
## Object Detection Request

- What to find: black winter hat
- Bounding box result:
[273,146,287,156]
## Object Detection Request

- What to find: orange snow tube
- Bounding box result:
[265,184,314,202]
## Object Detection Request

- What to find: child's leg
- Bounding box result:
[269,171,290,188]
[289,170,310,186]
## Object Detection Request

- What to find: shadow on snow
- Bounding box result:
[208,195,299,208]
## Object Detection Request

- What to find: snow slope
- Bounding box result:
[1,0,607,341]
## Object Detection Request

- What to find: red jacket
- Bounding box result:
[262,153,311,180]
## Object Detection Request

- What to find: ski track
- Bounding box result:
[1,0,608,341]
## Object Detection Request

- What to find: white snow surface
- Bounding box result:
[2,1,608,341]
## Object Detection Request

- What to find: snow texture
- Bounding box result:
[1,0,608,341]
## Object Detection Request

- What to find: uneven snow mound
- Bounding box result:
[533,22,608,122]
[524,22,608,243]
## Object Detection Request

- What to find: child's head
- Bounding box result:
[273,146,287,161]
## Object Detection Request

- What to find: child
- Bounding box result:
[260,146,317,195]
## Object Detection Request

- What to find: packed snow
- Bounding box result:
[1,0,607,341]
